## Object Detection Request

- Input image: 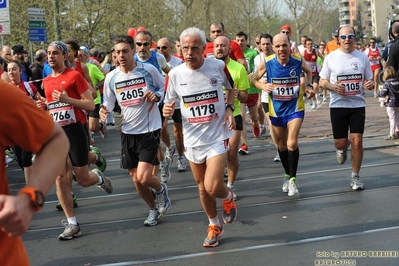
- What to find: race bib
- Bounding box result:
[182,90,220,124]
[336,74,363,96]
[115,77,147,107]
[271,77,300,101]
[306,62,317,72]
[48,101,77,126]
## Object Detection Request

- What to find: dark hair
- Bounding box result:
[8,59,22,70]
[114,35,135,49]
[210,22,225,31]
[0,56,4,64]
[260,33,273,44]
[135,30,153,42]
[305,38,313,43]
[236,31,248,41]
[64,39,80,58]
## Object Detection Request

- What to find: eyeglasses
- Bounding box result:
[339,34,355,40]
[68,49,74,53]
[211,30,222,34]
[136,42,151,47]
[369,41,375,44]
[182,46,200,52]
[157,46,168,50]
[281,31,290,34]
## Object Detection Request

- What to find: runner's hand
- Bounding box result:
[99,105,109,122]
[163,101,175,118]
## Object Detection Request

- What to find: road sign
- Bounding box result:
[29,21,46,28]
[28,7,46,42]
[0,0,9,22]
[29,35,47,42]
[0,21,10,35]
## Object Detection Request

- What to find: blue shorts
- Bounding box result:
[270,111,305,128]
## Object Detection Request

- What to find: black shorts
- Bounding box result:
[312,74,320,84]
[262,102,269,114]
[120,129,160,169]
[330,107,365,139]
[88,104,100,118]
[63,122,89,167]
[172,108,182,123]
[234,114,243,131]
[12,145,33,168]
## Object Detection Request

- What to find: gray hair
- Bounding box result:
[180,27,207,46]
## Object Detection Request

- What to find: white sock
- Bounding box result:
[96,173,103,185]
[67,217,78,225]
[209,216,220,226]
[222,190,231,201]
[351,172,359,178]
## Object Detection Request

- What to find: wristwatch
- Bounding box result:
[18,187,45,212]
[154,92,161,102]
[226,103,235,112]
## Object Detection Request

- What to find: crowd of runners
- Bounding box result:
[1,22,384,264]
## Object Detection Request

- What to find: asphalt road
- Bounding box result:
[6,95,399,266]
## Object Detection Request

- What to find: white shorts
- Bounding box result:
[185,139,229,164]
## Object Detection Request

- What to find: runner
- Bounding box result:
[363,37,382,98]
[41,41,113,240]
[250,33,314,196]
[100,35,171,226]
[319,26,373,190]
[163,27,237,247]
[215,35,248,200]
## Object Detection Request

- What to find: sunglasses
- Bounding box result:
[281,31,290,34]
[136,42,151,47]
[255,42,260,45]
[339,34,355,40]
[157,46,168,50]
[369,41,375,44]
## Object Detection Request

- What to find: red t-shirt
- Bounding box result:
[204,40,245,61]
[0,80,54,266]
[10,82,38,99]
[43,68,89,125]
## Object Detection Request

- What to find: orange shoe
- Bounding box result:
[222,189,237,224]
[252,123,260,137]
[203,224,224,247]
[238,143,249,155]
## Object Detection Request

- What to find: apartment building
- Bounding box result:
[339,0,399,44]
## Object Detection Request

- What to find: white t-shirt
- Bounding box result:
[319,49,373,108]
[102,62,165,134]
[167,55,184,69]
[254,53,269,103]
[297,44,305,55]
[165,58,234,147]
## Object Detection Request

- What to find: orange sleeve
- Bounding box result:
[0,80,55,154]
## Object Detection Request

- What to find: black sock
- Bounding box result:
[278,149,290,175]
[288,148,299,178]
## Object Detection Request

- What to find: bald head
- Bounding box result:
[214,36,230,61]
[1,46,12,62]
[273,33,289,45]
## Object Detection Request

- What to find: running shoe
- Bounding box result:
[203,224,224,247]
[282,175,290,193]
[91,145,107,172]
[323,97,327,102]
[274,153,281,162]
[288,178,299,196]
[58,220,82,240]
[227,183,237,201]
[336,142,350,165]
[238,143,249,155]
[144,208,161,226]
[99,121,108,138]
[165,146,175,163]
[260,124,266,135]
[5,156,13,164]
[93,169,113,193]
[56,194,78,210]
[311,100,317,110]
[384,135,396,140]
[160,157,171,183]
[350,175,364,190]
[221,189,237,224]
[374,92,378,98]
[154,182,171,216]
[252,123,260,137]
[176,156,187,172]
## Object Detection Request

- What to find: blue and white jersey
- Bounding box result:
[103,62,165,134]
[266,54,304,117]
